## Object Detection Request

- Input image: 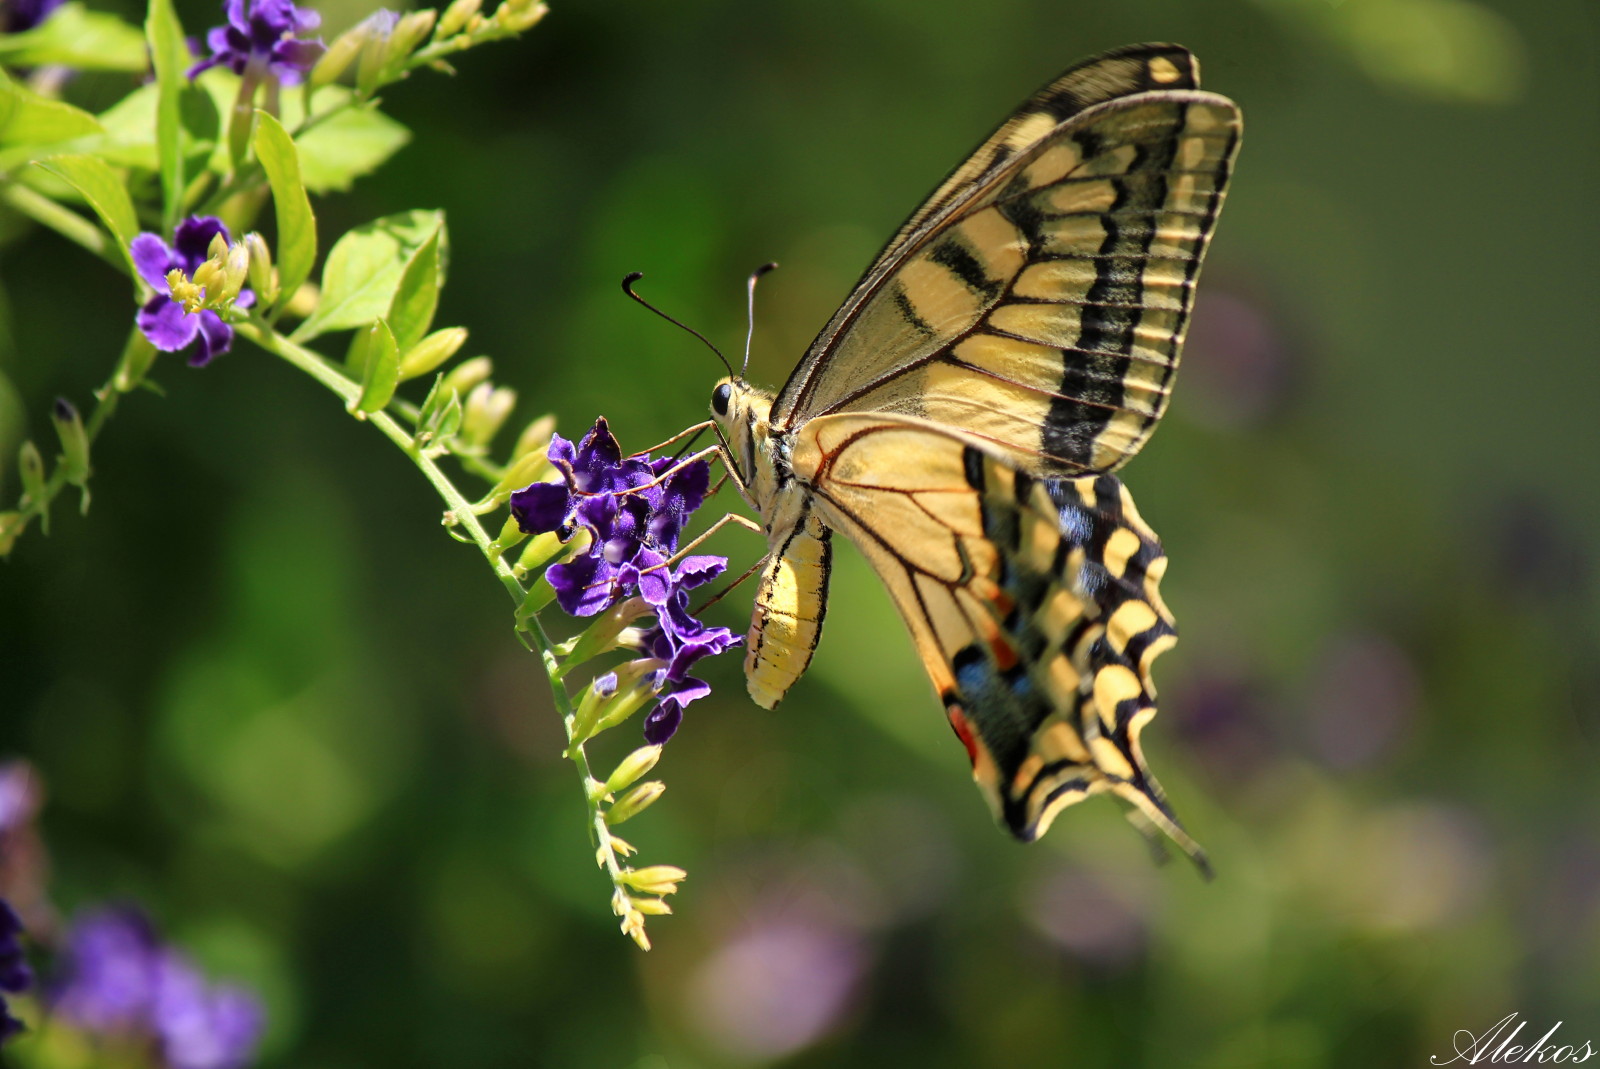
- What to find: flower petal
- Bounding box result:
[172,217,229,272]
[509,481,572,534]
[189,312,234,367]
[130,234,177,293]
[137,297,200,352]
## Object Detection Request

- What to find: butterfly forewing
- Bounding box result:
[774,84,1240,478]
[787,413,1202,861]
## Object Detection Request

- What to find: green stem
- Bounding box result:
[1,183,127,273]
[238,317,631,910]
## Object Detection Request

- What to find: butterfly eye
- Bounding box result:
[711,382,732,417]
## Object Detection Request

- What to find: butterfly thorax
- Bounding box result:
[710,376,802,536]
[710,375,832,710]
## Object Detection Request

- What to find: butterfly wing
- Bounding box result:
[773,57,1241,477]
[788,412,1204,862]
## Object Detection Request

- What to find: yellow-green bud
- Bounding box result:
[512,414,556,461]
[243,233,278,306]
[619,866,687,897]
[436,0,481,38]
[605,781,665,825]
[631,896,673,916]
[604,745,663,795]
[355,20,391,95]
[461,382,516,448]
[561,596,649,670]
[397,326,468,381]
[220,240,250,305]
[514,528,569,578]
[310,20,369,88]
[440,356,492,397]
[51,398,89,487]
[190,260,224,310]
[17,440,46,505]
[487,448,554,505]
[386,9,437,63]
[207,232,229,261]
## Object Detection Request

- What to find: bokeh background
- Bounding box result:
[3,0,1599,1065]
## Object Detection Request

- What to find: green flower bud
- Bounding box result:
[436,0,481,38]
[631,896,672,916]
[513,528,569,582]
[386,9,437,64]
[397,326,468,381]
[605,781,665,826]
[190,261,224,310]
[355,21,390,96]
[440,356,492,398]
[51,398,89,487]
[114,332,159,393]
[512,413,556,461]
[460,382,516,449]
[604,745,663,795]
[619,866,687,897]
[17,440,46,506]
[221,239,250,306]
[495,0,548,32]
[487,447,554,506]
[310,20,369,88]
[207,232,229,261]
[243,232,278,307]
[560,596,649,672]
[490,512,529,559]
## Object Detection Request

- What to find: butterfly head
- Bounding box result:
[709,376,782,511]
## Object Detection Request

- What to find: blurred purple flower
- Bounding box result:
[1182,285,1300,429]
[0,899,31,1043]
[53,906,162,1031]
[52,906,265,1069]
[1171,666,1278,787]
[1,0,63,32]
[0,762,41,838]
[512,418,739,742]
[152,955,265,1069]
[130,217,254,368]
[689,918,867,1061]
[1303,632,1420,771]
[188,0,324,84]
[1024,864,1156,969]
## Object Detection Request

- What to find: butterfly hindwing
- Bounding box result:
[787,413,1202,861]
[773,65,1240,479]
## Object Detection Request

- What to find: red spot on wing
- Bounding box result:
[947,704,981,767]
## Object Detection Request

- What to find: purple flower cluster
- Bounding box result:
[0,899,30,1042]
[131,217,253,368]
[188,0,324,84]
[52,907,264,1069]
[510,418,739,743]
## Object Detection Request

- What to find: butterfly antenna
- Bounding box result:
[621,272,734,378]
[741,261,778,377]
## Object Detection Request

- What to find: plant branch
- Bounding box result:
[1,182,127,273]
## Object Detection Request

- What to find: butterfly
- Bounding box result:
[708,43,1240,869]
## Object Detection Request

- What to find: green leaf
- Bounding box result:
[350,320,400,415]
[0,69,105,147]
[145,0,188,231]
[252,111,318,308]
[32,155,141,276]
[292,210,445,342]
[0,4,148,71]
[295,104,410,194]
[387,228,441,353]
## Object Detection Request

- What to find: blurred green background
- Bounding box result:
[3,0,1599,1065]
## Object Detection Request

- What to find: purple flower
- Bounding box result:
[0,899,31,1043]
[53,906,161,1031]
[1,0,63,32]
[131,217,253,368]
[188,0,324,84]
[511,417,740,742]
[511,418,713,618]
[51,906,265,1069]
[152,955,265,1069]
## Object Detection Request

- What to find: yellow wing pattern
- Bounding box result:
[788,413,1204,863]
[773,53,1241,479]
